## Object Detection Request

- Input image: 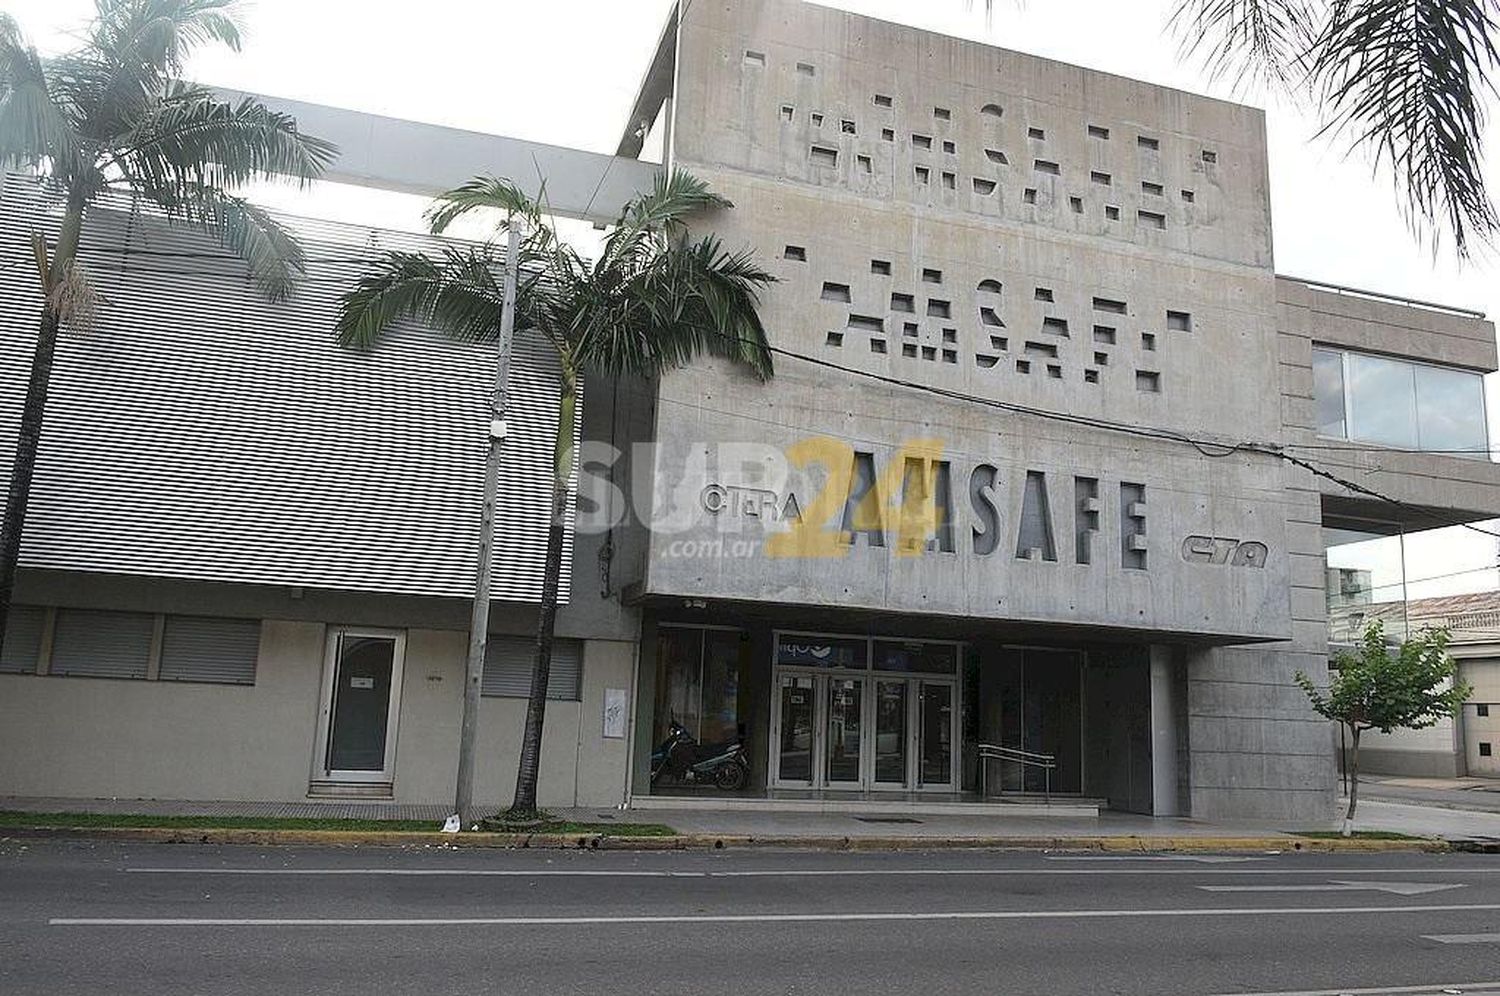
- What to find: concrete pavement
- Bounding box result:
[5,841,1500,994]
[9,792,1500,846]
[1360,776,1500,815]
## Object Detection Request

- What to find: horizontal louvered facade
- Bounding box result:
[0,174,575,601]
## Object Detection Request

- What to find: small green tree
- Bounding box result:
[1296,622,1470,836]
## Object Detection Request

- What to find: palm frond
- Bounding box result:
[1311,0,1500,255]
[425,175,544,236]
[1169,0,1322,88]
[90,0,243,74]
[116,82,337,187]
[136,179,306,300]
[579,231,774,381]
[0,14,80,169]
[619,167,731,233]
[335,248,524,348]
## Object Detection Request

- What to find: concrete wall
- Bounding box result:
[645,0,1292,643]
[1275,277,1500,521]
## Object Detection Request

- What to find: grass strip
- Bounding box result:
[0,810,676,836]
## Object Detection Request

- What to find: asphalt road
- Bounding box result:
[4,840,1500,995]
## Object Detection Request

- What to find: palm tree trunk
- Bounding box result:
[508,364,578,817]
[1342,726,1361,837]
[0,199,82,649]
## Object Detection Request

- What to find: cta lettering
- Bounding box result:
[1180,536,1268,568]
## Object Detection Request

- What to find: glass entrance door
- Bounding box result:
[316,629,406,783]
[769,670,961,791]
[824,676,864,785]
[918,681,955,788]
[775,674,816,785]
[873,679,909,787]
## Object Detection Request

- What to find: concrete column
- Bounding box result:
[1149,645,1183,816]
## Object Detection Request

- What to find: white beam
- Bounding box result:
[219,89,661,224]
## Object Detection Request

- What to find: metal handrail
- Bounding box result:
[977,743,1056,802]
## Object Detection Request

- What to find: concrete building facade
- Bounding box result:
[1,0,1496,821]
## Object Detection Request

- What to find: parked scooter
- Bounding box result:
[650,721,749,790]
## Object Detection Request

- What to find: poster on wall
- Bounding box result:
[603,688,628,739]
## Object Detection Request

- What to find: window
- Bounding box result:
[49,609,154,679]
[1313,347,1489,454]
[1479,703,1491,717]
[873,641,957,674]
[1313,348,1346,438]
[655,628,746,744]
[483,635,582,700]
[159,616,260,685]
[0,606,44,674]
[1482,742,1493,758]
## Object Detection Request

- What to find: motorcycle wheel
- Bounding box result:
[714,762,747,791]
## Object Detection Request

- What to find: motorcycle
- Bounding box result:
[650,721,750,791]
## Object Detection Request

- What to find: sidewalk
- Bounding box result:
[6,793,1496,843]
[1357,774,1500,814]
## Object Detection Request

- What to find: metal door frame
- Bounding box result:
[311,626,407,784]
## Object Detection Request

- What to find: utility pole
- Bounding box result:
[453,220,522,827]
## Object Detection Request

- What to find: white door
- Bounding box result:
[313,628,407,784]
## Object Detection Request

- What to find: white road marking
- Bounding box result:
[47,901,1500,927]
[1423,933,1500,944]
[1200,881,1464,896]
[1211,982,1500,996]
[122,865,1500,879]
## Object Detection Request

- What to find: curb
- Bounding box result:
[0,826,1454,853]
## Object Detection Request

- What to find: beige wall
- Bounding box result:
[0,620,324,800]
[392,629,635,808]
[0,612,637,807]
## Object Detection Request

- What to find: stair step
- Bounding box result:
[307,780,394,800]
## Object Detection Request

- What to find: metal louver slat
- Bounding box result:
[0,174,578,602]
[482,636,582,701]
[0,605,44,673]
[48,609,154,680]
[158,616,261,685]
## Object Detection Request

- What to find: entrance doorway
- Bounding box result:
[312,627,406,786]
[770,632,960,791]
[983,647,1084,794]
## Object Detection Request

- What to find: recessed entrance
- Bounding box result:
[980,647,1084,794]
[312,627,406,789]
[770,632,960,791]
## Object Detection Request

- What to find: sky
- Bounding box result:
[7,0,1500,598]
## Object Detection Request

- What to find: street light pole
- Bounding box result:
[453,220,522,827]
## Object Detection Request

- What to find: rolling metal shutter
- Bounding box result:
[0,605,44,673]
[482,636,582,701]
[158,616,261,685]
[0,175,577,601]
[48,609,154,680]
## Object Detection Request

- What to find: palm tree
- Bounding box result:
[336,168,774,818]
[971,0,1500,257]
[0,0,336,646]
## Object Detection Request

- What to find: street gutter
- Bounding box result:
[0,826,1458,853]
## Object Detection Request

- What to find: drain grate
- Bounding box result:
[853,816,923,825]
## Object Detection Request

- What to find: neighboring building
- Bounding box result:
[1336,592,1500,778]
[1,0,1497,821]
